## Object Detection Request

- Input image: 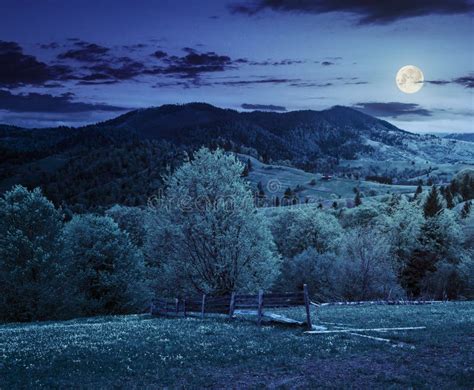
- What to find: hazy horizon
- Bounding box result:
[2,101,473,136]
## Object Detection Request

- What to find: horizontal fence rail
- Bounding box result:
[150,284,313,329]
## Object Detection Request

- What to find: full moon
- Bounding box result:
[396,65,424,94]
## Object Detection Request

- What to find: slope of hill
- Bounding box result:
[237,154,419,205]
[444,133,474,143]
[3,103,474,166]
[99,104,474,165]
[1,103,473,209]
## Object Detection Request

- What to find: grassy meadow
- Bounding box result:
[1,302,473,388]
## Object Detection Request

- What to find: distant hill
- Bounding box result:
[1,103,473,210]
[444,133,474,143]
[3,103,474,166]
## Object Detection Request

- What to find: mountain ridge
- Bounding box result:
[1,102,473,210]
[2,102,474,168]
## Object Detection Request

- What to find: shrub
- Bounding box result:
[0,186,64,322]
[276,248,339,301]
[272,207,343,258]
[334,228,402,301]
[61,214,148,316]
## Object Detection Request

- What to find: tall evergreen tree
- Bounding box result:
[423,185,443,218]
[274,196,280,207]
[444,188,454,209]
[354,190,362,207]
[414,184,423,199]
[461,174,470,200]
[461,201,472,219]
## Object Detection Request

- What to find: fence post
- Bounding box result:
[229,292,236,319]
[303,284,312,330]
[175,298,179,315]
[257,289,264,326]
[183,298,187,318]
[201,294,206,319]
[149,302,154,315]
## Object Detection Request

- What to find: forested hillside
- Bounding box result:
[2,104,473,211]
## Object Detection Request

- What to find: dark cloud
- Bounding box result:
[453,74,474,88]
[0,40,71,87]
[321,61,334,66]
[57,42,110,62]
[241,103,287,111]
[77,80,120,86]
[171,50,231,69]
[250,59,305,66]
[122,43,148,51]
[230,0,474,24]
[85,58,145,81]
[152,50,168,59]
[422,74,474,88]
[0,90,127,113]
[344,81,368,85]
[289,81,332,87]
[425,79,451,85]
[39,42,61,50]
[156,77,335,89]
[147,48,239,79]
[0,41,22,53]
[353,102,432,118]
[43,82,65,88]
[215,77,300,86]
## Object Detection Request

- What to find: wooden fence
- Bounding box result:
[150,284,313,329]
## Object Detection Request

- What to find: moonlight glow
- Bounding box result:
[396,65,424,94]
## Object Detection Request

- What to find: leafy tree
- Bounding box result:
[340,204,381,229]
[0,186,64,322]
[61,214,148,316]
[276,248,339,300]
[272,207,343,258]
[145,148,280,295]
[378,197,424,265]
[335,228,402,300]
[106,205,148,247]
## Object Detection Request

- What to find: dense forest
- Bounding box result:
[1,148,472,323]
[2,104,474,216]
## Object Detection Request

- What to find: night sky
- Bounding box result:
[1,0,473,133]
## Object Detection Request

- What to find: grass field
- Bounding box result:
[240,154,421,203]
[1,302,473,389]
